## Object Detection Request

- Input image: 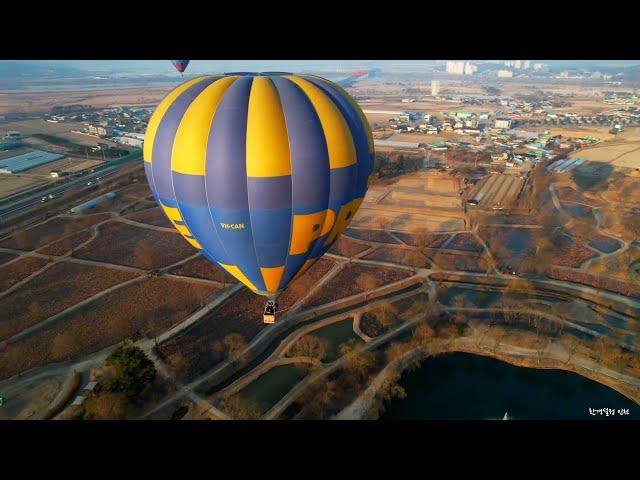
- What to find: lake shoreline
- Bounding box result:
[336,329,640,420]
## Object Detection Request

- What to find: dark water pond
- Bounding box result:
[589,238,622,254]
[382,353,638,420]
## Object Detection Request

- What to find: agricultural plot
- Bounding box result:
[328,236,371,258]
[391,231,451,248]
[478,226,536,273]
[278,257,338,308]
[430,252,490,273]
[547,267,640,299]
[467,174,524,209]
[587,241,640,282]
[0,256,51,291]
[303,263,413,308]
[363,246,431,268]
[126,206,173,228]
[0,261,138,341]
[354,171,465,232]
[445,233,484,253]
[73,220,195,269]
[168,255,237,283]
[0,214,110,251]
[0,251,18,265]
[0,277,219,380]
[156,287,270,382]
[344,228,400,244]
[547,234,599,268]
[36,230,93,256]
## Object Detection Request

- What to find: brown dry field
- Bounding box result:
[445,232,484,253]
[0,213,110,251]
[20,157,103,177]
[169,255,237,283]
[73,220,195,269]
[126,206,173,228]
[0,251,18,265]
[0,256,51,291]
[0,88,170,115]
[303,263,413,308]
[392,231,451,248]
[0,261,138,341]
[36,230,93,256]
[157,257,338,382]
[328,236,371,257]
[0,175,50,199]
[354,171,465,232]
[344,227,400,244]
[0,277,218,380]
[429,251,490,273]
[277,257,337,308]
[587,241,640,283]
[88,183,151,214]
[570,141,640,169]
[363,246,431,268]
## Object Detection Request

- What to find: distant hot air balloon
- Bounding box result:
[171,60,190,76]
[143,72,374,322]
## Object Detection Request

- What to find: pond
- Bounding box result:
[589,238,622,254]
[238,363,309,413]
[304,318,362,361]
[382,353,638,420]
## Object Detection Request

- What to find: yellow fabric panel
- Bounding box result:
[184,236,202,249]
[312,75,374,153]
[260,266,285,292]
[159,204,200,249]
[292,258,317,282]
[218,263,257,291]
[173,223,191,236]
[246,77,291,177]
[323,197,364,246]
[160,204,183,223]
[289,209,336,255]
[285,76,356,169]
[171,76,237,175]
[144,76,210,163]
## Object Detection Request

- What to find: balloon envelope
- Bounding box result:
[171,60,190,73]
[143,72,374,298]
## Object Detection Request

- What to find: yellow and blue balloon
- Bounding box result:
[143,72,374,299]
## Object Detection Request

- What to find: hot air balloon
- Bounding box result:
[171,60,190,76]
[143,72,374,322]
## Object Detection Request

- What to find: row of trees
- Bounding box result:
[372,152,423,179]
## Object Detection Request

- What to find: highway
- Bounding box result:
[0,161,136,222]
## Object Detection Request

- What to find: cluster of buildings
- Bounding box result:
[445,61,477,76]
[0,131,23,151]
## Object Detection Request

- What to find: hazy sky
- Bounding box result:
[5,60,640,77]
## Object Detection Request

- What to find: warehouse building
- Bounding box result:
[0,150,65,174]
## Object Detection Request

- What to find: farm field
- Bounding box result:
[36,230,93,256]
[168,255,237,283]
[352,171,465,233]
[0,261,138,341]
[126,206,173,228]
[0,256,51,291]
[363,246,431,268]
[0,213,110,250]
[73,220,195,269]
[0,277,218,380]
[303,263,413,308]
[467,174,524,209]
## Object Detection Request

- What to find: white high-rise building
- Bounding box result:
[431,80,440,96]
[446,61,466,75]
[464,62,477,75]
